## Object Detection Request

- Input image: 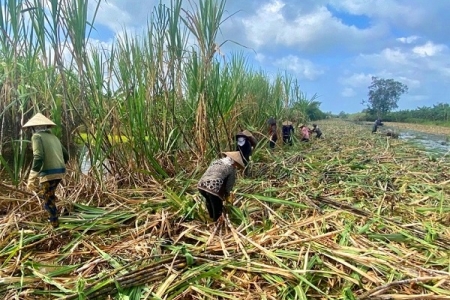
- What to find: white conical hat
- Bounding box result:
[282,121,293,126]
[242,130,254,137]
[236,130,254,138]
[23,113,56,128]
[222,151,245,169]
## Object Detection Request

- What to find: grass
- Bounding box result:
[1,119,449,299]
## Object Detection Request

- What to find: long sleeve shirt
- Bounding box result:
[31,130,69,182]
[269,124,278,141]
[198,158,236,200]
[312,126,322,136]
[301,127,310,139]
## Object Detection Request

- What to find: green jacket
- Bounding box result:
[31,130,69,182]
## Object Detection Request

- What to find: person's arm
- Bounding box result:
[27,134,43,191]
[272,125,278,138]
[249,135,257,147]
[31,135,44,172]
[224,168,236,197]
[62,144,69,164]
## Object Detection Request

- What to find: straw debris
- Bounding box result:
[1,120,449,299]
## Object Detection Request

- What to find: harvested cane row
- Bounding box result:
[1,120,449,299]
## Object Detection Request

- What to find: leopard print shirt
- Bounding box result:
[198,158,236,199]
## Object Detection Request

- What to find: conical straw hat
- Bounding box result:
[23,113,56,128]
[282,121,293,126]
[222,151,245,169]
[236,130,254,138]
[242,130,254,137]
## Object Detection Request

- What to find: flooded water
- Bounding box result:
[380,126,449,155]
[79,145,111,176]
[358,121,449,155]
[397,129,449,154]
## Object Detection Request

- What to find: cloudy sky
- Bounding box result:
[88,0,450,114]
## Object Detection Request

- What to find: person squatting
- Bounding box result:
[282,121,295,145]
[197,152,245,222]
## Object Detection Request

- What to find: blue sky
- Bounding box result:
[87,0,450,114]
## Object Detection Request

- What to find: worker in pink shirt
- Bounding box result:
[299,124,310,142]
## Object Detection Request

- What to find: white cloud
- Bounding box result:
[341,87,356,97]
[87,38,113,52]
[412,41,447,57]
[255,53,266,63]
[396,76,420,89]
[357,42,450,81]
[340,72,420,91]
[339,73,372,87]
[329,0,425,27]
[241,0,386,52]
[380,48,409,64]
[273,55,325,80]
[93,1,133,33]
[397,36,420,44]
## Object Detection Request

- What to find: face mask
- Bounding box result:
[33,125,49,133]
[237,137,246,146]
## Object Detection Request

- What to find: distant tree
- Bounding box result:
[288,93,326,121]
[338,111,348,119]
[325,112,333,119]
[365,77,408,118]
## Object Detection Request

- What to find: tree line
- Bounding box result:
[338,76,449,126]
[341,103,450,126]
[383,103,450,124]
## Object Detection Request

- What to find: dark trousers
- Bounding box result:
[236,144,251,166]
[38,179,61,227]
[269,135,278,149]
[199,189,223,221]
[283,135,292,145]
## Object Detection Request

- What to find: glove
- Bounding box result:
[27,170,39,191]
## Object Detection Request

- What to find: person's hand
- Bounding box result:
[226,192,235,203]
[27,170,39,191]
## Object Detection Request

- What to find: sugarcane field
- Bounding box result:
[1,0,450,299]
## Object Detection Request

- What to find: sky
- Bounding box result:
[87,0,450,114]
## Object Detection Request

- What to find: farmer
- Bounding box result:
[310,123,323,138]
[23,113,69,228]
[386,129,399,138]
[267,117,278,149]
[372,118,381,133]
[236,129,257,166]
[282,121,295,145]
[299,124,310,142]
[198,152,245,222]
